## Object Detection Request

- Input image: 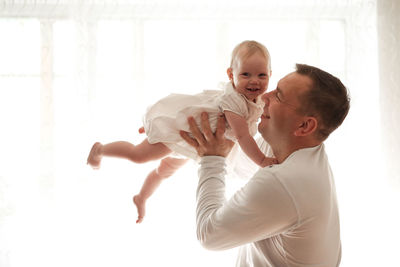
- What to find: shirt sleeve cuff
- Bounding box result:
[198,156,227,184]
[199,155,226,165]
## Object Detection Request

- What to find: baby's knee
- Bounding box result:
[156,158,185,178]
[156,163,176,178]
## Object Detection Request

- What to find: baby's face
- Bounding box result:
[229,53,270,102]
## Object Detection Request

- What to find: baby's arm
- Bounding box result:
[224,111,277,167]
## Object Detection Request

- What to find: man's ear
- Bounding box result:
[227,68,233,80]
[294,117,318,137]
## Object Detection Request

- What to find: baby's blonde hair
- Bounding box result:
[230,40,271,76]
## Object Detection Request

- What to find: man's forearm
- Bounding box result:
[196,156,227,249]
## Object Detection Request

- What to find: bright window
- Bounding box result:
[0,1,386,266]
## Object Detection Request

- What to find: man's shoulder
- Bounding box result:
[258,145,330,187]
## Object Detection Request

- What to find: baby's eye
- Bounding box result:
[259,73,267,78]
[241,72,250,77]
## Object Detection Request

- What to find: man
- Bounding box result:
[180,64,350,267]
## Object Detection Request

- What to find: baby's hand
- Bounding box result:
[260,156,278,167]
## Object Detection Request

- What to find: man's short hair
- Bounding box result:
[295,64,350,141]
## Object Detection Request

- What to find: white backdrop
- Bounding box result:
[1,0,399,266]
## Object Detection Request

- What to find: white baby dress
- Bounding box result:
[142,82,264,161]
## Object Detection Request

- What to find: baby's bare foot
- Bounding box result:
[87,142,103,169]
[133,195,146,224]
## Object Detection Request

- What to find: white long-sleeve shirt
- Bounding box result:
[196,143,341,267]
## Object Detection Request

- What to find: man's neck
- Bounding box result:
[271,139,322,164]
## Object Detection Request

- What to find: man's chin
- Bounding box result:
[258,122,268,133]
[258,124,271,139]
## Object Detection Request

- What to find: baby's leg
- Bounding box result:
[133,157,189,223]
[87,142,103,169]
[87,139,171,168]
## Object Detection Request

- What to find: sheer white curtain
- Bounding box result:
[1,0,397,266]
[378,0,400,185]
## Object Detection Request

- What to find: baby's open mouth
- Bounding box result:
[247,88,260,92]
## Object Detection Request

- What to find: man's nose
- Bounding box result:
[262,93,270,105]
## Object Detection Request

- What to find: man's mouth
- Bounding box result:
[261,114,270,119]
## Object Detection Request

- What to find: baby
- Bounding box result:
[87,40,277,223]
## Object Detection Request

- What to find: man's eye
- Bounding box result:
[275,92,282,102]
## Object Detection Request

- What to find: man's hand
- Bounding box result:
[180,112,234,158]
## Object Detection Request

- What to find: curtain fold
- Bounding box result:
[377,0,400,184]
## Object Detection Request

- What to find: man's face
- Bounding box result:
[228,52,270,102]
[258,72,312,144]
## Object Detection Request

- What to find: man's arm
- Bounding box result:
[195,156,298,250]
[180,112,298,250]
